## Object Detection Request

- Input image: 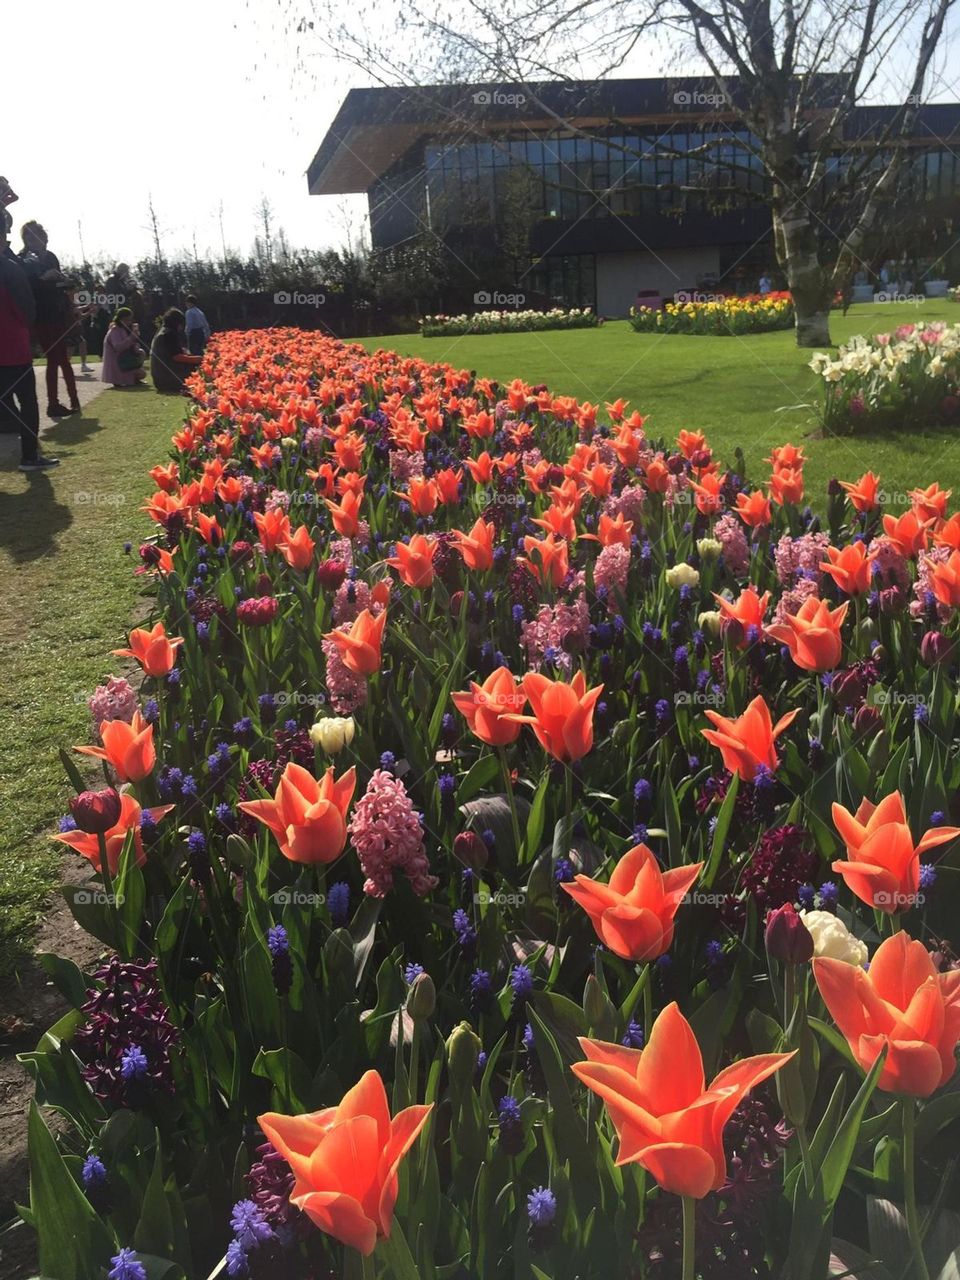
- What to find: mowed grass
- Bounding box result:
[0,387,185,977]
[361,300,960,500]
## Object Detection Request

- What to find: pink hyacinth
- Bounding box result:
[265,489,291,513]
[88,676,138,735]
[327,536,354,569]
[605,483,645,525]
[713,512,750,577]
[521,596,590,672]
[389,449,425,485]
[912,544,953,622]
[773,532,830,585]
[867,536,910,591]
[594,543,631,607]
[333,578,372,626]
[771,576,820,626]
[348,769,437,898]
[303,426,326,456]
[321,637,368,715]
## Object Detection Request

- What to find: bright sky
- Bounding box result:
[4,0,366,267]
[5,0,958,269]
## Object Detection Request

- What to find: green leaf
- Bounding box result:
[59,746,89,793]
[37,952,90,1010]
[702,771,739,887]
[27,1101,114,1280]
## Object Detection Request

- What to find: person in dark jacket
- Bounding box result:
[19,219,80,418]
[149,307,202,393]
[0,210,59,470]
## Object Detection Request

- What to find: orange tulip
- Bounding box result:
[532,503,578,542]
[831,791,959,913]
[399,476,439,517]
[324,608,387,676]
[820,543,875,596]
[813,931,960,1096]
[75,711,157,783]
[326,491,363,538]
[149,462,180,493]
[519,533,569,589]
[196,512,223,547]
[612,423,642,468]
[563,844,703,961]
[702,695,797,781]
[239,762,356,864]
[933,512,960,550]
[53,791,173,875]
[766,596,848,672]
[689,472,725,515]
[387,534,436,589]
[572,1003,795,1197]
[882,510,930,558]
[714,588,769,646]
[926,550,960,608]
[583,463,614,499]
[643,457,671,494]
[254,508,292,553]
[766,443,806,470]
[279,525,316,572]
[506,670,603,762]
[465,452,495,485]
[449,518,495,572]
[257,1070,432,1256]
[583,512,634,548]
[677,429,708,460]
[734,489,772,528]
[910,482,951,523]
[451,666,526,746]
[112,622,183,678]
[840,471,882,513]
[769,467,804,506]
[434,467,463,505]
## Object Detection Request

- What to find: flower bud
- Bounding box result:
[830,666,865,710]
[454,830,489,871]
[317,559,348,591]
[665,562,699,590]
[229,539,254,565]
[582,974,608,1027]
[764,903,814,964]
[697,609,722,637]
[696,537,723,562]
[446,1020,482,1089]
[879,586,905,616]
[406,972,436,1021]
[853,704,882,740]
[309,715,356,754]
[139,542,162,565]
[70,788,122,834]
[921,630,956,666]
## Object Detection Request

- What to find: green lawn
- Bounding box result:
[0,388,185,977]
[361,300,960,500]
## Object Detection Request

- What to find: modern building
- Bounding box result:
[307,80,960,316]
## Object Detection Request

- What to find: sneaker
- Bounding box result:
[80,364,94,372]
[47,404,72,417]
[67,404,82,414]
[19,454,61,472]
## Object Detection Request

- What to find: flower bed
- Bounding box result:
[811,321,960,434]
[420,307,598,336]
[629,292,794,335]
[24,329,960,1280]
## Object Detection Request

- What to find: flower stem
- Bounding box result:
[642,965,653,1046]
[681,1195,696,1280]
[498,747,523,865]
[902,1097,931,1280]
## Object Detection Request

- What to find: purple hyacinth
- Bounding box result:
[267,925,293,996]
[469,968,492,1012]
[404,962,425,984]
[230,1199,275,1251]
[527,1186,557,1226]
[327,881,350,927]
[621,1020,645,1048]
[73,957,179,1107]
[225,1240,248,1276]
[510,964,534,1001]
[247,1141,298,1229]
[107,1250,147,1280]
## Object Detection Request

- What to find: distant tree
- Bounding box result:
[293,0,958,345]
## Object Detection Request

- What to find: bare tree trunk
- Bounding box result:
[773,206,832,347]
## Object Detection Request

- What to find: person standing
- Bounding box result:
[0,211,59,471]
[758,271,772,294]
[19,220,80,418]
[184,294,211,356]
